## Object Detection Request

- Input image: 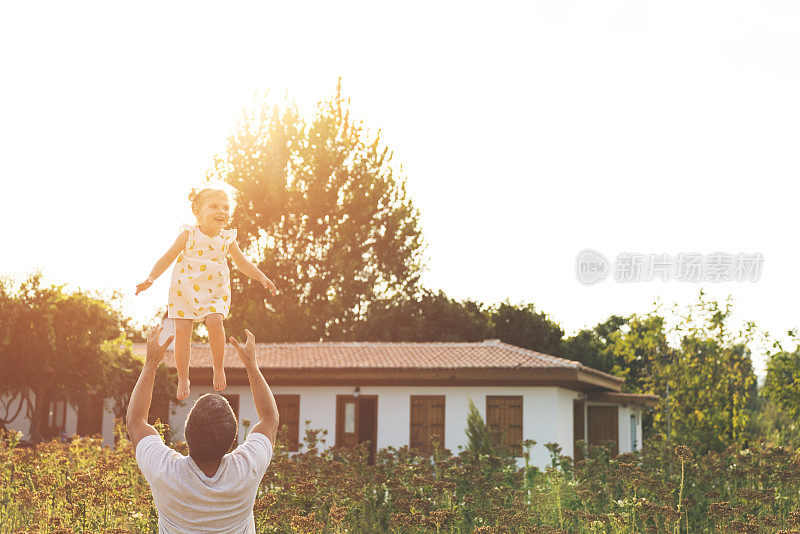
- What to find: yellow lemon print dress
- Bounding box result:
[167,224,237,322]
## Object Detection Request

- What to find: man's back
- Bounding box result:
[136,431,273,534]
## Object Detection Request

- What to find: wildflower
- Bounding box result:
[674,445,694,463]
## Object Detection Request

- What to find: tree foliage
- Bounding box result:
[762,333,800,439]
[608,312,673,395]
[208,80,427,341]
[561,315,627,374]
[649,292,757,454]
[351,289,491,341]
[0,274,122,441]
[561,293,759,454]
[487,302,564,356]
[465,398,492,456]
[0,274,177,441]
[100,336,177,423]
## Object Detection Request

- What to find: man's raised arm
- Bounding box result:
[230,329,279,445]
[126,325,174,449]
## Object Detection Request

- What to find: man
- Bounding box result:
[126,326,279,533]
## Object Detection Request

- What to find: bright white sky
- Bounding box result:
[2,1,799,380]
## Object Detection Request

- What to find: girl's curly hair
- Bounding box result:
[188,182,237,216]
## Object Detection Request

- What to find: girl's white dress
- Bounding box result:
[167,224,237,322]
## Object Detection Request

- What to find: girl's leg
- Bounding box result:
[205,313,227,391]
[174,318,193,400]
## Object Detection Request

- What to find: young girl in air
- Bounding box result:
[136,186,279,400]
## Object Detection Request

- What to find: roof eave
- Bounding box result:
[586,391,661,407]
[183,365,623,391]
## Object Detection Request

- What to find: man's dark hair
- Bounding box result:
[184,394,237,462]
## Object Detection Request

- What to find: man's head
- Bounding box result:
[184,394,237,462]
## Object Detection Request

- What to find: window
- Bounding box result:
[630,413,637,451]
[344,401,355,433]
[274,395,300,452]
[410,396,445,452]
[486,396,523,456]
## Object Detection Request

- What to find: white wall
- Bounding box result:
[3,393,30,437]
[166,385,584,469]
[5,389,646,467]
[1,393,83,439]
[3,392,122,448]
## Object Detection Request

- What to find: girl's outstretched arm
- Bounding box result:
[136,230,190,295]
[229,240,279,296]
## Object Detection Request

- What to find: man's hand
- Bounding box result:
[146,324,174,367]
[230,329,256,367]
[136,278,154,295]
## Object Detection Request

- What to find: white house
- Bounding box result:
[5,339,658,468]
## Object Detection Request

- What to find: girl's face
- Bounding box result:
[195,191,231,229]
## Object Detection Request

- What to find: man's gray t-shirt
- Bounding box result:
[136,431,273,534]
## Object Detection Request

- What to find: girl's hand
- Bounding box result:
[261,277,279,296]
[136,278,154,295]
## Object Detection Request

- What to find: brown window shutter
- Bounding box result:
[410,396,445,452]
[275,395,300,452]
[587,405,619,456]
[486,396,523,456]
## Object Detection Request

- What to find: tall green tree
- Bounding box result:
[208,80,427,341]
[561,315,628,374]
[487,301,565,356]
[743,389,800,449]
[576,311,672,439]
[608,312,673,394]
[0,274,123,442]
[761,333,800,444]
[654,291,758,454]
[352,289,491,341]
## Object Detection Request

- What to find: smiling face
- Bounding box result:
[193,190,231,230]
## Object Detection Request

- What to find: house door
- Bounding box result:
[573,399,585,461]
[587,405,619,456]
[336,395,377,464]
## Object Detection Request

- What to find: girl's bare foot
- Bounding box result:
[177,377,191,400]
[213,367,227,392]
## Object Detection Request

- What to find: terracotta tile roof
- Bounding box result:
[130,339,621,383]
